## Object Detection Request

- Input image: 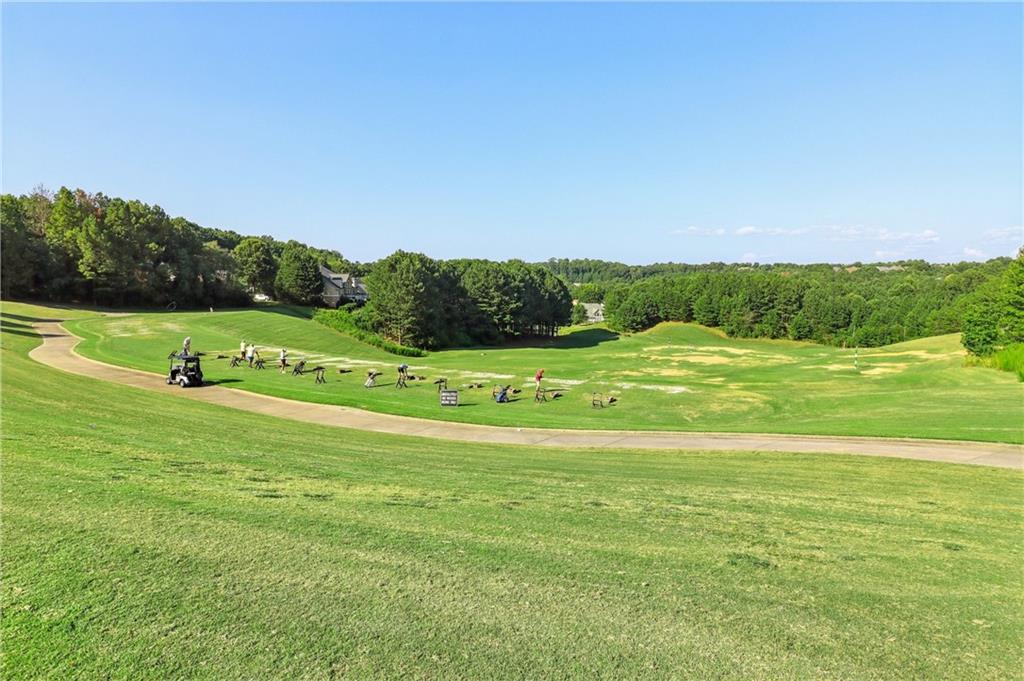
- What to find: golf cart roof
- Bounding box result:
[171,354,201,362]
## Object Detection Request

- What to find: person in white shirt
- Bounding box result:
[279,348,288,373]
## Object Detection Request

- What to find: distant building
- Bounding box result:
[319,265,369,307]
[582,302,604,323]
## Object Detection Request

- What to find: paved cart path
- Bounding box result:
[28,320,1024,469]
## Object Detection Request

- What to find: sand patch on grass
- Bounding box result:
[224,349,384,367]
[310,356,381,366]
[645,351,796,366]
[803,363,857,372]
[105,318,187,337]
[794,361,907,377]
[860,350,960,360]
[649,368,697,377]
[610,368,696,378]
[674,355,732,365]
[456,371,516,380]
[105,321,143,337]
[860,365,906,376]
[616,382,691,394]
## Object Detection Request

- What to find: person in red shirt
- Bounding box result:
[534,368,544,392]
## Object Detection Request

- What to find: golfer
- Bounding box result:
[239,339,247,359]
[182,336,191,355]
[534,368,545,391]
[279,348,288,373]
[246,344,256,367]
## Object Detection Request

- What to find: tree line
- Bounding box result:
[539,257,731,284]
[583,258,1016,348]
[3,185,1017,353]
[959,250,1024,357]
[0,186,355,307]
[355,251,573,349]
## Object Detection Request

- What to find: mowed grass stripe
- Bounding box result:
[2,302,1022,678]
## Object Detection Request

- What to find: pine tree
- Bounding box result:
[233,238,278,295]
[274,243,321,304]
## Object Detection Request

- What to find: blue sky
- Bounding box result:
[3,2,1021,264]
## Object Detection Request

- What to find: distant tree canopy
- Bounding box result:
[579,259,1017,349]
[3,186,1018,353]
[358,252,573,349]
[540,258,727,284]
[0,186,246,307]
[574,283,604,303]
[0,186,357,308]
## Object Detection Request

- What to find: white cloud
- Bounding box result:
[963,247,985,259]
[670,224,948,258]
[830,227,937,242]
[671,226,726,236]
[982,226,1023,244]
[740,252,760,262]
[734,226,811,237]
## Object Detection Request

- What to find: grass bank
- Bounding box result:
[1,301,1023,678]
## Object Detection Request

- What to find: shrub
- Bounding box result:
[571,302,588,325]
[991,343,1024,381]
[313,308,426,357]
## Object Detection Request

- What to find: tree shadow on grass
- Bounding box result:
[262,305,314,320]
[0,320,60,338]
[1,311,63,323]
[459,327,620,351]
[1,326,49,338]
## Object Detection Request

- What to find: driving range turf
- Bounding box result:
[65,305,1024,443]
[2,301,1023,678]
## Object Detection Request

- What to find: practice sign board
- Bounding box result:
[440,389,459,407]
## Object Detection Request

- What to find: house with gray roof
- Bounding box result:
[319,265,369,307]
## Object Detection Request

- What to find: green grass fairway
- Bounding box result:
[66,306,1024,443]
[3,301,1023,678]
